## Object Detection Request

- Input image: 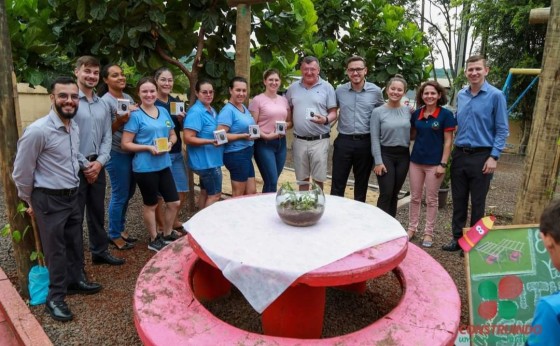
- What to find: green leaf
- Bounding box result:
[12,230,22,243]
[24,70,44,86]
[1,224,10,237]
[76,0,86,21]
[22,225,30,239]
[387,65,399,75]
[90,3,107,20]
[30,251,38,261]
[205,60,222,78]
[16,202,27,214]
[109,24,124,43]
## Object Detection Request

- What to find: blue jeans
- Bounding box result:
[254,137,287,193]
[105,150,136,239]
[169,152,189,192]
[193,167,222,196]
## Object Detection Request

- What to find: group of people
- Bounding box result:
[11,53,511,323]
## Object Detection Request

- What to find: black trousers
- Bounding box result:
[78,169,109,255]
[330,135,374,202]
[450,149,492,239]
[32,189,83,302]
[376,146,410,217]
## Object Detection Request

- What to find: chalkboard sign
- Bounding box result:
[465,224,560,345]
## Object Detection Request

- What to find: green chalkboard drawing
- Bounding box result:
[466,225,560,346]
[470,228,535,278]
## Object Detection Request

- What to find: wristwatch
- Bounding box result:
[490,155,499,161]
[324,116,329,125]
[440,162,448,168]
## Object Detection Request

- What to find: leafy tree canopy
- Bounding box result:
[8,0,430,100]
[307,0,431,90]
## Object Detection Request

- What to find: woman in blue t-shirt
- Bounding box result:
[408,81,457,247]
[218,76,257,197]
[183,79,224,209]
[154,67,188,235]
[121,77,181,252]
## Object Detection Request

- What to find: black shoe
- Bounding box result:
[45,300,73,321]
[67,280,102,295]
[92,251,125,265]
[441,239,461,252]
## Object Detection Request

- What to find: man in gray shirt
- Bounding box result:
[13,77,102,321]
[74,56,124,265]
[331,56,384,202]
[285,56,337,190]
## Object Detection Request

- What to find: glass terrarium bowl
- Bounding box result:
[275,182,325,227]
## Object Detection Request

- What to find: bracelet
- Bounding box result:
[324,116,329,125]
[440,162,448,168]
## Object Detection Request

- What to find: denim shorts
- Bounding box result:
[169,152,189,192]
[223,146,255,182]
[193,167,222,196]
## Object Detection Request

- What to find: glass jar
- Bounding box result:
[275,182,325,227]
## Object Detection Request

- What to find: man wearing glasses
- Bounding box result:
[331,56,385,202]
[285,56,337,190]
[13,77,102,321]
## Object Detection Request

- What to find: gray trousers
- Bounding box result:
[32,189,84,302]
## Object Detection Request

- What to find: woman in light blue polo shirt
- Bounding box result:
[121,77,180,252]
[408,81,456,247]
[183,79,224,209]
[218,76,256,197]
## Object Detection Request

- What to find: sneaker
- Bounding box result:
[162,230,181,244]
[148,236,167,252]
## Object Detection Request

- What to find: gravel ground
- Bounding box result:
[0,152,524,345]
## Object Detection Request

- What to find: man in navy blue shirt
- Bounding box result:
[442,55,509,252]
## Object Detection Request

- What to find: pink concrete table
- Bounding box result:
[188,234,408,339]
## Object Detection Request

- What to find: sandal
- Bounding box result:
[173,225,188,236]
[407,230,415,241]
[121,232,138,243]
[110,237,135,250]
[422,235,433,248]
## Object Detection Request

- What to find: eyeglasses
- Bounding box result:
[200,90,214,95]
[347,67,366,74]
[55,93,80,101]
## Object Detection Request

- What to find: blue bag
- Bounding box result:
[28,265,49,306]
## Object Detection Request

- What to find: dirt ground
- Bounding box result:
[0,151,525,345]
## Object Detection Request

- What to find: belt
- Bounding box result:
[338,133,370,140]
[455,146,492,154]
[294,133,330,141]
[86,155,98,161]
[35,187,78,197]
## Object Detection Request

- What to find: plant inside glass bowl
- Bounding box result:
[275,182,325,227]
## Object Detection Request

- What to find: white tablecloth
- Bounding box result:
[185,194,406,313]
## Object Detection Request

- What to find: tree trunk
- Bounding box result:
[235,4,251,100]
[513,0,560,223]
[0,1,37,298]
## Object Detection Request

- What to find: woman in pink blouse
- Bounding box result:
[249,69,292,192]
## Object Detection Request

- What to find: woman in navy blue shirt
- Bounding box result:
[408,81,457,247]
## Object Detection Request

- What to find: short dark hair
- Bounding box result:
[541,199,560,243]
[301,56,319,67]
[416,81,448,107]
[49,76,77,93]
[229,76,248,89]
[195,79,213,92]
[75,56,100,69]
[466,55,487,67]
[346,56,366,67]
